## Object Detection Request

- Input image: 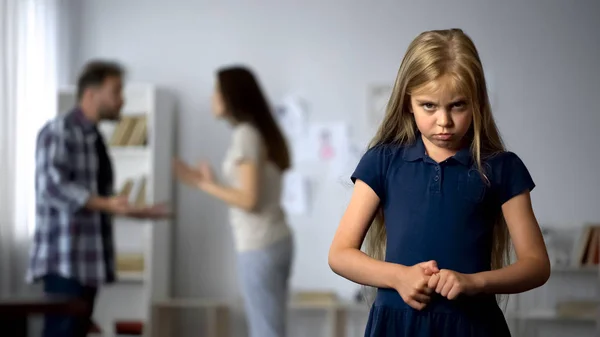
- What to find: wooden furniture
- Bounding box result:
[0,295,86,337]
[148,296,372,337]
[150,298,230,337]
[289,300,369,337]
[58,83,177,336]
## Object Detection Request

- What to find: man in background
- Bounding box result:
[26,60,167,337]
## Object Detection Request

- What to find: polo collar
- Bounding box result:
[402,135,427,162]
[402,134,472,166]
[452,146,472,166]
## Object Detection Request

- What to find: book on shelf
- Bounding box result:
[571,224,600,267]
[556,300,598,319]
[133,177,147,207]
[114,320,144,336]
[118,180,135,198]
[116,253,145,273]
[118,176,147,207]
[109,115,148,147]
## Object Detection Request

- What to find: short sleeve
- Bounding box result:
[231,124,262,163]
[351,145,389,200]
[495,152,536,205]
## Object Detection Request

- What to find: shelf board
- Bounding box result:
[117,271,145,283]
[507,308,597,323]
[113,216,154,225]
[153,298,230,309]
[551,265,598,273]
[289,300,370,311]
[109,146,150,157]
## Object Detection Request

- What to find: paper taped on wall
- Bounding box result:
[281,170,309,215]
[306,122,352,179]
[273,94,312,164]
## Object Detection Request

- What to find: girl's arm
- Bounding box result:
[328,180,407,289]
[201,160,260,212]
[474,191,551,294]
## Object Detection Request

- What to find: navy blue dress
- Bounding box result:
[351,136,535,337]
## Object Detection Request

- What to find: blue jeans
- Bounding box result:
[237,236,294,337]
[42,274,97,337]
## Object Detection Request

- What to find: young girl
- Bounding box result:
[328,29,550,336]
[173,66,294,337]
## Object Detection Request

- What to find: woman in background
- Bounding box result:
[174,65,294,337]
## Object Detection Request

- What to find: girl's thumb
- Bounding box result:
[421,260,439,272]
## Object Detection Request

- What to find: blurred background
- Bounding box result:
[1,0,599,336]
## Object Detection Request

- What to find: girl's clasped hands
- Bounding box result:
[394,260,483,310]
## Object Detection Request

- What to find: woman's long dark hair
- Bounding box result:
[217,66,291,171]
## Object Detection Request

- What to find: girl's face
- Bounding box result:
[409,75,473,154]
[210,82,227,118]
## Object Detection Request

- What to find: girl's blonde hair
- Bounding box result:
[363,29,509,304]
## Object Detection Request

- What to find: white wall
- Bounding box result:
[56,0,81,86]
[67,0,600,335]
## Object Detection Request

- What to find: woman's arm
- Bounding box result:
[328,180,405,289]
[474,191,551,294]
[197,124,263,211]
[201,160,260,212]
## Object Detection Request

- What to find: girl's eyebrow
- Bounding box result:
[415,99,438,104]
[449,98,467,104]
[415,97,467,105]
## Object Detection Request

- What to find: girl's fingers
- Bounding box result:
[440,280,454,298]
[447,284,461,300]
[427,273,439,289]
[435,275,447,294]
[413,293,431,303]
[407,299,426,311]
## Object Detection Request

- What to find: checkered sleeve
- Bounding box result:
[36,122,91,213]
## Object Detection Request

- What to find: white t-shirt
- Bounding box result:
[222,122,291,252]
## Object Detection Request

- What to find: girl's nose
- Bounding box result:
[436,110,453,127]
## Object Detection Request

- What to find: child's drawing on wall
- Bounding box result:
[319,129,335,161]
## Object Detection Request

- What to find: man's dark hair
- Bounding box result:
[76,60,125,100]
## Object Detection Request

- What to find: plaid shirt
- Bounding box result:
[26,108,115,287]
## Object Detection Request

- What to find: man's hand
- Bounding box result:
[97,196,171,220]
[99,196,131,215]
[126,202,172,219]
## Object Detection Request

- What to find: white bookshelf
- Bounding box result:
[506,226,600,337]
[57,83,176,337]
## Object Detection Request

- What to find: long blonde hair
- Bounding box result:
[363,29,510,304]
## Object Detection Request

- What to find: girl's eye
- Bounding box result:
[422,103,436,111]
[452,101,467,110]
